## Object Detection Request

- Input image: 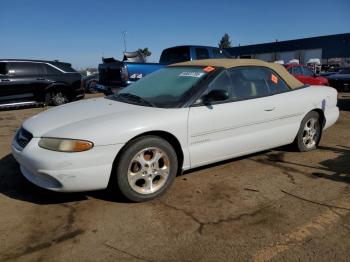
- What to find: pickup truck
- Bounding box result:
[96,45,231,94]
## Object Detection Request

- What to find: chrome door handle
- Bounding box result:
[264,107,275,111]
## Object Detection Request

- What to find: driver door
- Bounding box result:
[187,68,276,168]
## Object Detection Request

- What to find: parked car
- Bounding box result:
[326,67,350,91]
[284,64,329,86]
[12,59,339,202]
[82,73,99,93]
[319,64,344,77]
[0,59,84,108]
[96,45,231,94]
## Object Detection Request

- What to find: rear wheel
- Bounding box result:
[115,136,178,202]
[88,81,98,93]
[294,111,322,152]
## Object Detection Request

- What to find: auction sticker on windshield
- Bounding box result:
[179,72,205,78]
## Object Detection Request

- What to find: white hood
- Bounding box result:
[22,97,189,146]
[23,97,147,137]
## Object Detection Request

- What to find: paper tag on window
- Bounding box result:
[271,74,278,84]
[179,72,205,78]
[203,66,215,73]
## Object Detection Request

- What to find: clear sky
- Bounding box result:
[1,0,349,69]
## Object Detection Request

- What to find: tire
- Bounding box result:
[115,136,178,202]
[294,111,322,152]
[50,90,68,106]
[88,81,98,93]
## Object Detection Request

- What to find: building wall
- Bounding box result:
[226,33,350,64]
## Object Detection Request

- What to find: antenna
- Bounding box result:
[122,31,127,53]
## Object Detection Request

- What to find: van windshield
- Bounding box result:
[113,67,210,108]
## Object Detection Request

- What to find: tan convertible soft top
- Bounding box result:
[170,59,304,89]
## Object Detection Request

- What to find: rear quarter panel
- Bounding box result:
[294,85,339,129]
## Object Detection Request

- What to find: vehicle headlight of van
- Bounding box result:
[38,138,94,152]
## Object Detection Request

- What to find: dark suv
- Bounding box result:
[0,59,84,108]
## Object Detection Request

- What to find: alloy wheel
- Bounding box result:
[127,147,170,194]
[302,117,319,149]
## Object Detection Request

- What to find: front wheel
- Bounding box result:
[115,136,178,202]
[50,90,68,106]
[294,111,322,152]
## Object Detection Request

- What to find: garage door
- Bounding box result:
[277,51,296,64]
[303,49,322,64]
[255,53,274,62]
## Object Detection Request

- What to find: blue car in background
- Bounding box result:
[96,45,231,94]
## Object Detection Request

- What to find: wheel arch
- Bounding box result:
[311,108,326,128]
[45,82,69,90]
[108,130,184,188]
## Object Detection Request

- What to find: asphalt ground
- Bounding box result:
[0,93,349,262]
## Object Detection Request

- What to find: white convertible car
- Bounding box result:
[12,59,339,202]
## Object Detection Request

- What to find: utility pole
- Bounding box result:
[274,39,278,61]
[122,31,127,53]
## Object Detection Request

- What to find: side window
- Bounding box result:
[33,63,46,75]
[228,67,270,100]
[205,71,231,99]
[302,66,314,77]
[7,62,44,76]
[287,67,293,74]
[0,62,8,75]
[8,62,32,76]
[292,66,303,75]
[45,64,61,75]
[195,48,209,60]
[264,69,290,94]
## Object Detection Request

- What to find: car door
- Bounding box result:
[6,62,36,100]
[292,65,315,85]
[0,62,13,102]
[187,67,282,168]
[261,67,305,145]
[7,62,48,102]
[301,66,319,85]
[291,65,308,84]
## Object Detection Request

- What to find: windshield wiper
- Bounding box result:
[115,93,155,107]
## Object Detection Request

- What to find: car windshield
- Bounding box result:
[113,67,209,108]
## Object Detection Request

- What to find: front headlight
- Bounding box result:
[38,138,94,152]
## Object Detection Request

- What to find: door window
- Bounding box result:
[206,71,232,95]
[7,62,45,76]
[45,64,61,75]
[292,66,303,75]
[302,66,315,77]
[195,48,209,60]
[228,67,270,100]
[0,62,8,75]
[228,67,290,100]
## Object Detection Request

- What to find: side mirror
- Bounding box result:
[203,89,229,104]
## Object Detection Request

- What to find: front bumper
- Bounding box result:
[11,135,124,192]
